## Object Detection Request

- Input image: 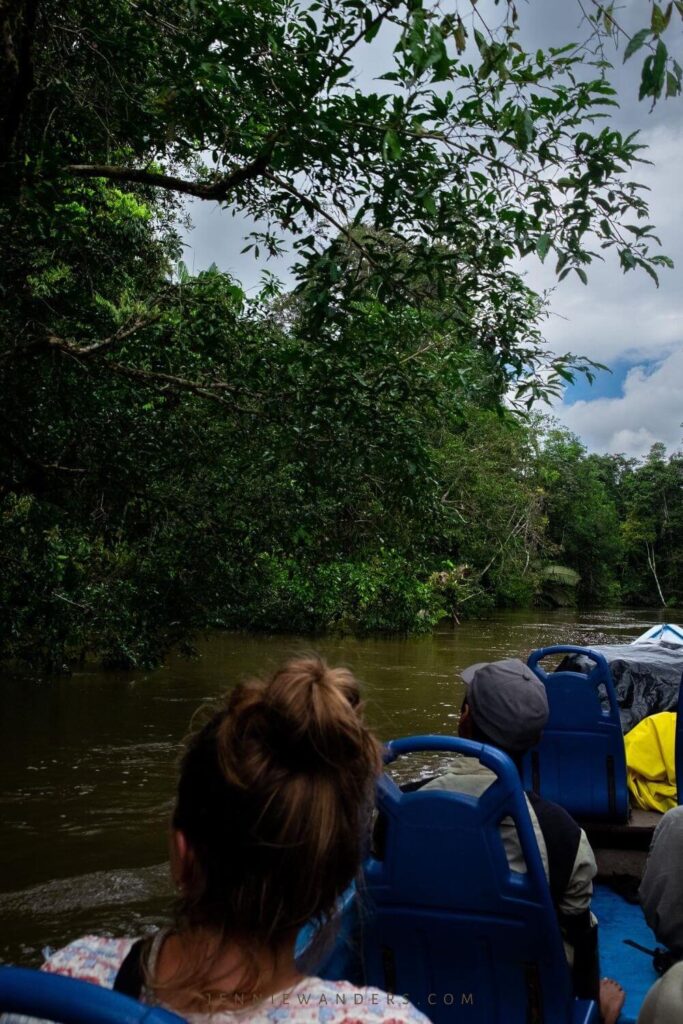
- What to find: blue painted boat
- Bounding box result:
[591,885,661,1024]
[314,638,683,1024]
[632,623,683,646]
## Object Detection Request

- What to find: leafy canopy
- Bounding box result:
[0,0,680,668]
[1,0,674,398]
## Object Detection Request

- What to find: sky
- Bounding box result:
[181,1,683,459]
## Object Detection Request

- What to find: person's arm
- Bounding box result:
[40,935,136,987]
[558,828,597,917]
[557,830,599,1000]
[0,938,138,1024]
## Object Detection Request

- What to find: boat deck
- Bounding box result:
[583,809,661,879]
[592,884,660,1024]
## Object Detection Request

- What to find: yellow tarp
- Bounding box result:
[624,711,678,813]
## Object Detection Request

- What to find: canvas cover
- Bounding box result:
[563,643,683,734]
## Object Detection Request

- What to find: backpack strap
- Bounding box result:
[113,938,146,999]
[526,791,581,910]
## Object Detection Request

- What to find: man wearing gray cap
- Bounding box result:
[421,659,624,1020]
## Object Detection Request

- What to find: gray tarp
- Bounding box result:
[564,643,683,734]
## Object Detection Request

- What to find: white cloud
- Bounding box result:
[525,121,683,456]
[522,123,683,367]
[558,347,683,457]
[179,4,683,457]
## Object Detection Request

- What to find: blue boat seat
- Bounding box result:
[522,646,629,822]
[361,735,598,1024]
[0,965,184,1024]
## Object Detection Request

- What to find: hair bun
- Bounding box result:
[224,656,374,777]
[172,656,383,976]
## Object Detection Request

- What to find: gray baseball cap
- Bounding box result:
[461,658,549,752]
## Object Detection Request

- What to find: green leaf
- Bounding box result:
[422,194,437,217]
[536,233,551,262]
[624,28,650,62]
[575,267,588,285]
[653,39,668,93]
[514,107,535,149]
[382,128,402,162]
[651,3,672,33]
[364,13,382,43]
[454,17,467,54]
[473,29,487,55]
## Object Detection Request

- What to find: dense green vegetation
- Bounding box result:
[1,0,681,669]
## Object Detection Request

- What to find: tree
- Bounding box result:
[0,0,678,667]
[620,444,683,606]
[535,427,623,605]
[2,2,673,361]
[430,410,547,616]
[582,0,683,106]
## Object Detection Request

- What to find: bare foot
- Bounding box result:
[599,978,625,1024]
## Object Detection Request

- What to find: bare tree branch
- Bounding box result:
[99,359,260,415]
[65,142,275,200]
[59,313,162,356]
[0,312,158,365]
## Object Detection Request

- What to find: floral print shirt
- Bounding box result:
[9,933,432,1024]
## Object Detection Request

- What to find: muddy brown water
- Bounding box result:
[0,608,670,965]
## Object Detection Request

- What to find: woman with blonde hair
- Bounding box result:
[39,657,429,1024]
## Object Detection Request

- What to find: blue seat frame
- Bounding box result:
[359,735,598,1024]
[677,669,683,804]
[522,646,629,822]
[0,966,184,1024]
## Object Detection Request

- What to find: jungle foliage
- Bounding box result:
[0,0,681,669]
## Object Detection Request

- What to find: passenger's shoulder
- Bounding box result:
[421,763,495,794]
[527,792,580,829]
[42,934,137,987]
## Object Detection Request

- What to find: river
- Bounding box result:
[0,607,668,965]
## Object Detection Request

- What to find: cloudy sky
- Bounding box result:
[181,1,682,458]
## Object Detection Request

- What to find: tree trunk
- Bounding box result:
[0,0,39,166]
[645,541,667,607]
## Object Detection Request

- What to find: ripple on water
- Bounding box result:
[0,863,171,917]
[0,864,173,966]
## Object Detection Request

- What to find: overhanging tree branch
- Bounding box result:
[99,359,260,415]
[65,142,275,200]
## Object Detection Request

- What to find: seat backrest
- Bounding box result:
[522,645,628,821]
[0,966,184,1024]
[361,735,591,1024]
